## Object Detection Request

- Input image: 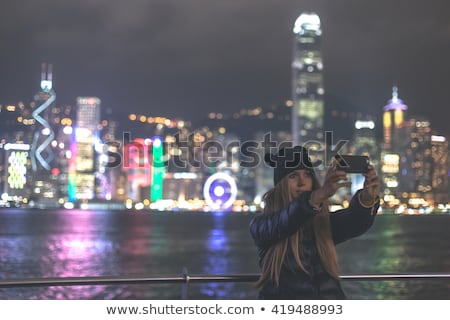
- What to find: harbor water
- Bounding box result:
[0,209,449,299]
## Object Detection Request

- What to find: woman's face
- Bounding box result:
[287,169,313,198]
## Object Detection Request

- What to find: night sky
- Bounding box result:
[1,0,450,136]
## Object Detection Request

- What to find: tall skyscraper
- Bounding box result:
[407,118,433,196]
[382,86,408,152]
[291,12,325,163]
[69,97,101,201]
[30,63,59,207]
[381,86,408,200]
[31,63,56,172]
[351,120,379,194]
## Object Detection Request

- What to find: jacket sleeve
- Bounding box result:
[249,191,318,248]
[330,189,380,245]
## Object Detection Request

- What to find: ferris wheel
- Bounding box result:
[203,172,237,211]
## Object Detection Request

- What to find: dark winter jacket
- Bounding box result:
[249,190,379,299]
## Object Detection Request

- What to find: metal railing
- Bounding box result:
[1,270,449,299]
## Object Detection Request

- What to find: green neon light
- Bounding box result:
[151,137,165,201]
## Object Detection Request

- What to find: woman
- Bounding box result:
[249,145,380,299]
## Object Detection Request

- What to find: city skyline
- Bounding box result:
[1,1,450,138]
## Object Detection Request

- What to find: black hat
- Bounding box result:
[264,145,314,186]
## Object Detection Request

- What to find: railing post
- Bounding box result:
[181,267,190,300]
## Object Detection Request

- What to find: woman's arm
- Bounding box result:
[330,190,380,245]
[249,191,318,247]
[331,163,381,244]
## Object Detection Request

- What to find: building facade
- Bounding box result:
[69,97,101,202]
[381,87,408,202]
[291,12,325,165]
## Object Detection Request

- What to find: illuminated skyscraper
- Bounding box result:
[2,143,30,203]
[31,63,56,172]
[122,138,151,202]
[292,12,325,161]
[30,63,59,206]
[69,97,101,201]
[382,86,408,152]
[76,97,101,132]
[351,120,379,194]
[381,87,408,200]
[404,118,433,195]
[431,135,449,204]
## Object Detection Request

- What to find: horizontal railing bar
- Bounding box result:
[0,273,449,288]
[339,273,450,281]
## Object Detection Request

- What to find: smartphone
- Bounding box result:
[334,155,369,173]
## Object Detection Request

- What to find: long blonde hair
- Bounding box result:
[255,170,340,288]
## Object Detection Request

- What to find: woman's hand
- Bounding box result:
[360,164,380,206]
[310,162,352,207]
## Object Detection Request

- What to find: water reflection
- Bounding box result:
[41,210,116,298]
[0,211,448,299]
[197,212,234,298]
